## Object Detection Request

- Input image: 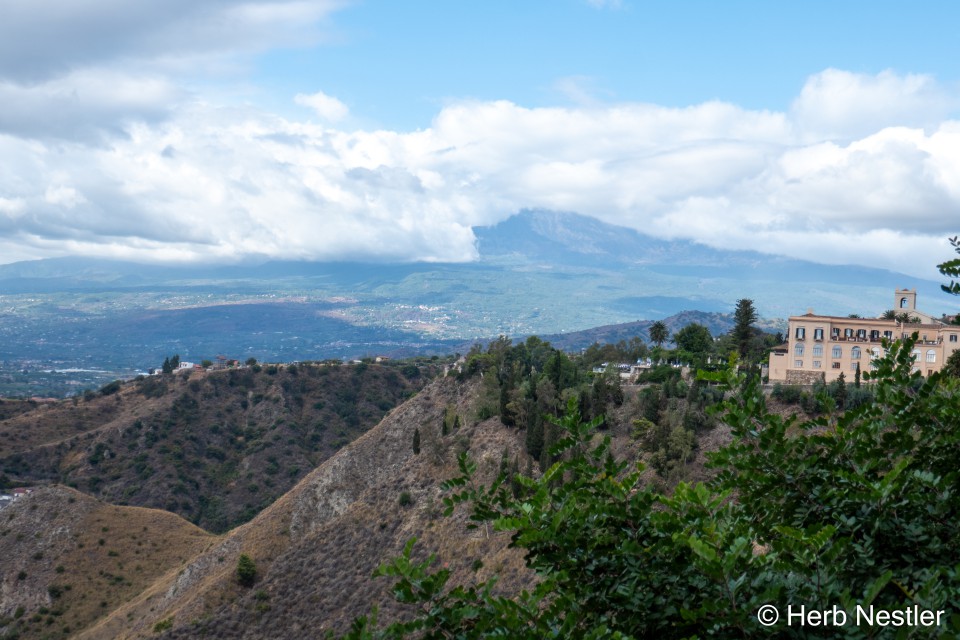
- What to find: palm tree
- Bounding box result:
[648,321,668,348]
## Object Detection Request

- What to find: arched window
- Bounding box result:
[851,346,861,359]
[832,346,841,358]
[900,297,909,308]
[926,349,936,363]
[911,349,920,361]
[813,344,823,357]
[794,344,804,356]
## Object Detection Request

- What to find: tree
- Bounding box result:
[236,554,256,587]
[944,349,960,378]
[938,235,960,295]
[412,428,421,455]
[672,323,713,359]
[733,298,758,361]
[648,320,668,349]
[343,336,960,639]
[834,370,847,409]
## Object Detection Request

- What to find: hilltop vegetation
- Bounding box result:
[0,360,440,532]
[345,337,960,639]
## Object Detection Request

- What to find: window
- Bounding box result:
[856,329,866,339]
[911,349,921,361]
[851,362,859,371]
[832,362,840,369]
[926,349,936,363]
[871,347,881,358]
[794,360,803,368]
[795,327,805,340]
[813,361,822,369]
[884,331,893,339]
[844,328,854,339]
[900,297,909,308]
[832,346,842,358]
[851,346,861,359]
[813,344,823,357]
[870,330,880,340]
[951,335,958,343]
[814,328,824,341]
[794,344,804,356]
[831,328,840,338]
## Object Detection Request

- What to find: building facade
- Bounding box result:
[768,289,960,384]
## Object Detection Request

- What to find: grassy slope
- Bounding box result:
[68,376,531,639]
[0,487,217,640]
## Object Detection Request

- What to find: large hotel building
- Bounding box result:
[768,289,960,384]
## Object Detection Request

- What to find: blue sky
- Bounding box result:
[256,1,960,130]
[1,0,959,281]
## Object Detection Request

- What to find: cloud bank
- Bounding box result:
[1,2,959,279]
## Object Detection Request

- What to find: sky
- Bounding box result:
[2,0,960,280]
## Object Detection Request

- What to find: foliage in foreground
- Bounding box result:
[343,337,960,639]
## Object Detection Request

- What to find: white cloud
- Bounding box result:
[1,69,960,280]
[295,91,350,122]
[0,0,346,83]
[790,69,957,142]
[0,70,183,141]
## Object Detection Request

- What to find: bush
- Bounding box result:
[153,617,173,633]
[398,491,413,507]
[236,554,256,587]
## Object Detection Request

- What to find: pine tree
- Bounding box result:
[835,371,847,409]
[412,428,421,455]
[733,298,758,361]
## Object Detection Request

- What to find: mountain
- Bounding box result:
[1,210,956,396]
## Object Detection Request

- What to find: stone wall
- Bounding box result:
[785,370,826,385]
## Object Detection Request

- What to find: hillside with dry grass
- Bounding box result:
[0,487,217,639]
[0,362,436,533]
[1,366,753,640]
[62,375,536,639]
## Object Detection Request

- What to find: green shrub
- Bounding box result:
[398,491,413,507]
[153,617,173,633]
[236,553,256,587]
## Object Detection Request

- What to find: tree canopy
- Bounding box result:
[343,336,960,639]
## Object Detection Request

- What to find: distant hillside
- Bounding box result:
[535,311,738,351]
[0,362,437,533]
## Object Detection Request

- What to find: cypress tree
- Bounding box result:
[412,428,421,455]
